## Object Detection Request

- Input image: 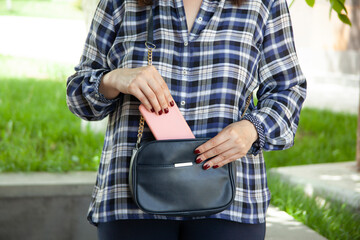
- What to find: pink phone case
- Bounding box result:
[139,103,195,140]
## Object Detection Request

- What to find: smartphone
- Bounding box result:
[139,103,195,140]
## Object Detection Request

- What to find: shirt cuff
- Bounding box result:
[92,70,121,104]
[242,114,265,155]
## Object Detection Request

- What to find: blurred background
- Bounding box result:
[0,0,359,239]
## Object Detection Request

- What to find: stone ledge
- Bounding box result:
[0,172,98,240]
[0,172,96,197]
[269,161,360,209]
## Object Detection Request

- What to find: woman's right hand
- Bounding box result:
[99,66,174,115]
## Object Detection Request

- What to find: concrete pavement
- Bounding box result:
[266,206,326,240]
[302,73,359,114]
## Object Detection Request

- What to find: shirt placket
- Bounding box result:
[173,0,188,113]
[174,0,209,114]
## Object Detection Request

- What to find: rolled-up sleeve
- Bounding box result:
[66,0,122,121]
[243,0,307,153]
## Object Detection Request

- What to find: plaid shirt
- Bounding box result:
[66,0,306,225]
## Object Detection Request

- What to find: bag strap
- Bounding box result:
[145,6,155,49]
[136,7,156,148]
[136,7,252,147]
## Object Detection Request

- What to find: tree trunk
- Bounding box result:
[357,76,360,172]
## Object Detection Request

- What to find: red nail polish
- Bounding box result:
[151,108,155,113]
[170,101,174,107]
[196,158,202,164]
[213,165,219,169]
[164,108,169,113]
[158,110,163,115]
[194,149,200,154]
[203,164,210,170]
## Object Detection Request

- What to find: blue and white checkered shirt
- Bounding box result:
[67,0,306,225]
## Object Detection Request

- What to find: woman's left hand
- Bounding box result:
[194,120,258,170]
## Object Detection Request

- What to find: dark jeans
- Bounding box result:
[97,218,266,240]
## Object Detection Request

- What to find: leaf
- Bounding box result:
[330,0,348,14]
[338,13,352,26]
[328,0,351,25]
[305,0,315,7]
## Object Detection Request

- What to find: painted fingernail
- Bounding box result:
[170,101,174,107]
[164,108,169,114]
[194,149,200,154]
[196,158,202,164]
[213,165,219,169]
[151,108,155,113]
[158,110,163,115]
[203,164,211,170]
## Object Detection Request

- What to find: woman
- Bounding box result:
[66,0,306,239]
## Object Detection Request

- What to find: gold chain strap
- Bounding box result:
[136,43,156,147]
[136,115,145,147]
[241,92,253,119]
[145,42,155,66]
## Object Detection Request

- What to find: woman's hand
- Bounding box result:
[194,120,258,170]
[99,66,174,115]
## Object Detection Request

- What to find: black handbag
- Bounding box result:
[128,6,251,217]
[129,137,237,216]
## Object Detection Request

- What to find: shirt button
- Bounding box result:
[184,42,188,46]
[197,17,203,22]
[182,70,187,75]
[95,93,100,98]
[180,101,186,106]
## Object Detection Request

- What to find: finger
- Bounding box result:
[131,88,154,112]
[149,66,173,109]
[194,132,229,156]
[151,74,170,113]
[195,139,233,164]
[160,81,173,109]
[148,66,170,111]
[204,148,241,168]
[141,83,162,115]
[148,78,169,114]
[204,153,243,170]
[154,72,174,107]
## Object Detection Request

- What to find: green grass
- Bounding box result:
[264,108,357,168]
[0,0,83,19]
[0,77,104,172]
[268,175,360,240]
